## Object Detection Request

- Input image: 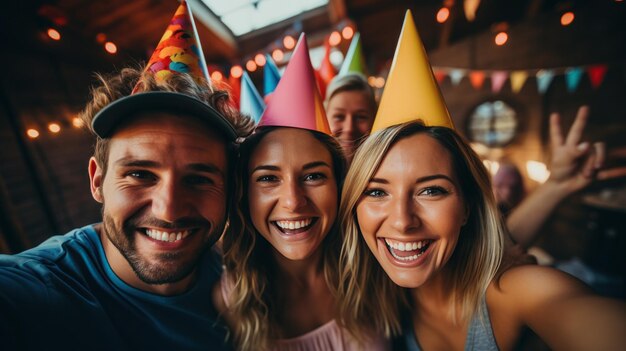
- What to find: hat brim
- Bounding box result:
[91,91,237,141]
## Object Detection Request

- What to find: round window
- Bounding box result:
[467,100,518,147]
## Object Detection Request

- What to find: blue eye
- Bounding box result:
[363,188,386,197]
[420,186,448,196]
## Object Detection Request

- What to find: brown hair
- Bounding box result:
[222,127,347,350]
[80,66,254,177]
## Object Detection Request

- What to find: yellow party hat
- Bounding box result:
[371,10,453,132]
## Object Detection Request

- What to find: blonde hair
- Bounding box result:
[338,121,505,338]
[324,73,377,113]
[222,128,347,351]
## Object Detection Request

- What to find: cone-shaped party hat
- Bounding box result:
[338,32,367,76]
[371,11,453,132]
[318,40,336,84]
[314,69,328,101]
[142,0,210,86]
[263,54,282,96]
[258,33,331,135]
[240,72,265,123]
[91,1,237,140]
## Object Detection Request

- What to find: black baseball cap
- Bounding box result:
[91,91,237,141]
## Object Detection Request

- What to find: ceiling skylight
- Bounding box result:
[201,0,328,36]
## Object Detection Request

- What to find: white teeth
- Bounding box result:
[390,251,420,261]
[384,238,430,252]
[276,218,313,230]
[145,229,190,243]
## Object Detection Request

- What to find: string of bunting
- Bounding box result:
[431,63,615,94]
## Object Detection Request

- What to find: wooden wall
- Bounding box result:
[429,8,626,296]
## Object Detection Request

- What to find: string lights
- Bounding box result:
[436,7,450,23]
[47,28,61,41]
[560,11,575,26]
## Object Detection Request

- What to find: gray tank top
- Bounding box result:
[403,298,498,351]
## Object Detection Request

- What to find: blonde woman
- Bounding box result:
[338,121,626,350]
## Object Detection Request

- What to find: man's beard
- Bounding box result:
[101,206,221,285]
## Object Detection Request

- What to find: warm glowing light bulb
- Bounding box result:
[328,31,341,46]
[494,32,508,46]
[283,35,296,50]
[211,71,223,81]
[341,26,354,40]
[561,12,575,26]
[72,117,84,128]
[254,54,266,67]
[375,77,385,88]
[246,60,257,72]
[436,7,450,23]
[27,129,40,139]
[105,41,117,54]
[47,28,61,41]
[526,161,550,183]
[48,123,61,133]
[272,49,284,62]
[230,65,243,78]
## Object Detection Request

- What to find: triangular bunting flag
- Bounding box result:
[434,69,447,84]
[587,64,608,89]
[565,67,584,92]
[491,71,508,93]
[510,71,528,93]
[536,69,555,94]
[469,71,486,90]
[449,69,465,86]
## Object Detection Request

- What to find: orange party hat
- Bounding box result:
[371,10,453,132]
[258,33,331,135]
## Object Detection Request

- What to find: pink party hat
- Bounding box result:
[141,1,210,88]
[258,33,331,135]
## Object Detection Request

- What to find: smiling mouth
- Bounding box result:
[144,228,193,243]
[384,238,432,261]
[272,218,317,235]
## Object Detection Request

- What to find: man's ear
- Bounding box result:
[89,157,104,203]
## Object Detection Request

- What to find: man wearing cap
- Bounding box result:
[0,67,252,350]
[0,2,253,349]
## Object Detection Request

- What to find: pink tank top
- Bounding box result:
[220,273,390,351]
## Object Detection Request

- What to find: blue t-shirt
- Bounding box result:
[0,224,231,351]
